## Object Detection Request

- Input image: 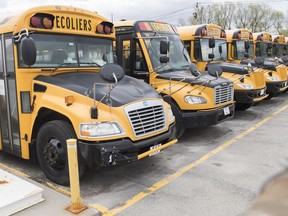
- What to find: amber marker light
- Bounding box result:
[65,95,74,106]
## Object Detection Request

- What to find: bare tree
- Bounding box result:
[182,3,284,34]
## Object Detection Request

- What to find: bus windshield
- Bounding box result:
[234,40,254,59]
[142,34,191,72]
[255,42,272,58]
[272,44,287,57]
[201,38,227,61]
[18,33,114,68]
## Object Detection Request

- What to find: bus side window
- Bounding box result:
[122,40,131,75]
[5,38,14,72]
[135,41,147,71]
[0,40,3,73]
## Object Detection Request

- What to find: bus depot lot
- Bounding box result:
[1,92,288,216]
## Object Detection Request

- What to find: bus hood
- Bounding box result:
[207,62,248,75]
[156,69,232,88]
[34,72,161,107]
[241,59,280,70]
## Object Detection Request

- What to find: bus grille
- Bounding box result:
[125,100,166,137]
[214,84,234,105]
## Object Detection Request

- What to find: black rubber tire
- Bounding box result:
[235,103,253,111]
[36,120,86,185]
[170,101,185,139]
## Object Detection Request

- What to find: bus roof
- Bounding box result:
[0,5,110,36]
[178,24,223,40]
[272,35,286,44]
[225,29,252,42]
[253,32,272,42]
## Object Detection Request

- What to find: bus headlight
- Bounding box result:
[236,83,254,89]
[184,95,207,104]
[168,107,175,122]
[80,122,124,137]
[266,77,280,81]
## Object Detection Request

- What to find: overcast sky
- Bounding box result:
[0,0,287,26]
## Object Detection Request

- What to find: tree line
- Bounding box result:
[178,2,288,35]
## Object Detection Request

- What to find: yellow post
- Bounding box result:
[66,139,87,214]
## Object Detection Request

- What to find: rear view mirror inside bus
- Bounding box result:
[21,36,36,66]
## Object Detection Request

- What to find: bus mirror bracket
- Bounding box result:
[189,63,201,78]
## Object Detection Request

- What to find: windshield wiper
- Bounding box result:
[79,62,101,67]
[53,62,78,71]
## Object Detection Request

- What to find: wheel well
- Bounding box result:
[161,94,179,108]
[29,108,73,161]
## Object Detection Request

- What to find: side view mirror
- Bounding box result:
[160,40,169,55]
[189,63,201,77]
[100,63,125,82]
[267,42,272,49]
[21,36,36,66]
[207,65,223,77]
[209,37,215,48]
[218,46,222,54]
[244,41,250,50]
[244,53,249,58]
[254,56,265,66]
[160,56,169,63]
[208,53,215,59]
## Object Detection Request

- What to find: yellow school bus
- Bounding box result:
[225,29,286,99]
[271,35,288,77]
[114,20,235,138]
[242,32,288,97]
[178,24,267,110]
[0,6,178,185]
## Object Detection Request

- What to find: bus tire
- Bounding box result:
[36,120,86,185]
[235,103,252,111]
[170,101,185,139]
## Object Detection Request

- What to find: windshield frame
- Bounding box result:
[17,33,115,69]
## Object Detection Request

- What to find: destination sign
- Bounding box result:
[55,16,92,31]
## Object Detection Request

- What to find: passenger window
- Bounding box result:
[5,38,14,73]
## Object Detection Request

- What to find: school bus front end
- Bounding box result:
[0,6,177,185]
[178,25,268,110]
[115,20,235,138]
[240,32,288,97]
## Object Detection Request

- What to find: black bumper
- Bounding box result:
[234,88,267,104]
[266,81,288,94]
[182,104,234,128]
[78,123,177,169]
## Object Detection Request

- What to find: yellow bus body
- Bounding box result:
[0,6,177,185]
[178,24,267,109]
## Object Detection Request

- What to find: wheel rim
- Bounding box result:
[43,138,66,172]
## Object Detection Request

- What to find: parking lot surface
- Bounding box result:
[1,92,287,216]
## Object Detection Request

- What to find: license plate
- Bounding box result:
[260,89,265,95]
[223,106,230,115]
[149,144,161,156]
